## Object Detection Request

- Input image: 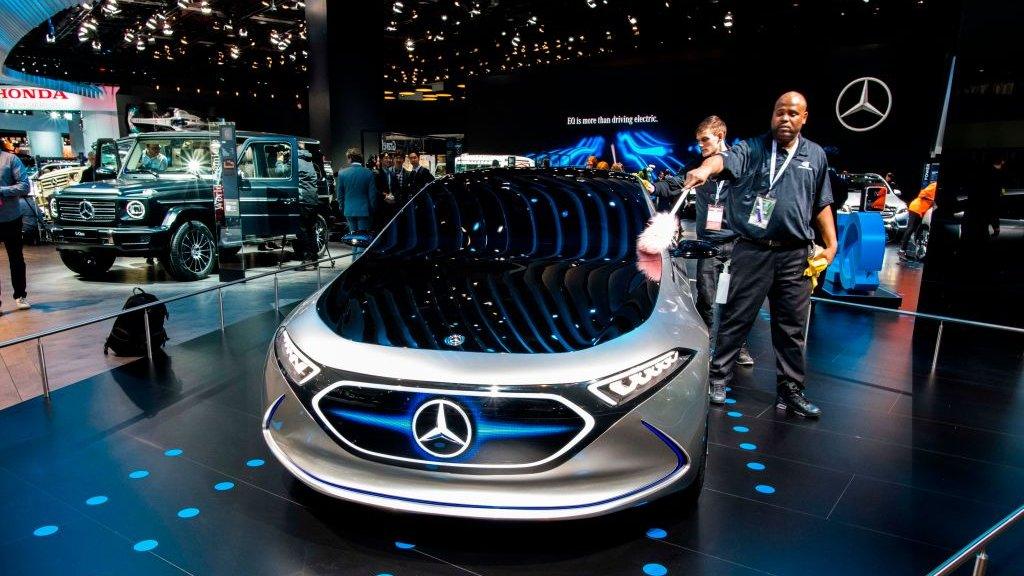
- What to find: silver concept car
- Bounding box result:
[263,168,710,520]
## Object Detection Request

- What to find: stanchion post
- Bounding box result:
[37,338,50,400]
[274,275,280,314]
[218,287,225,332]
[317,266,321,289]
[143,309,154,359]
[932,320,944,373]
[972,550,988,576]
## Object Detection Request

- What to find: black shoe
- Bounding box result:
[775,384,821,418]
[736,347,754,366]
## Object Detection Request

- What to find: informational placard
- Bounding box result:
[217,122,245,281]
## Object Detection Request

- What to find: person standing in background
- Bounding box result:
[0,145,32,312]
[691,115,754,368]
[337,148,378,252]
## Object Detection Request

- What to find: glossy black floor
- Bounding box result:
[1,301,1022,575]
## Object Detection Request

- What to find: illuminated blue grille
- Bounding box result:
[313,383,594,472]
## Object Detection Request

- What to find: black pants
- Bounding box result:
[710,239,812,390]
[900,212,923,251]
[0,217,26,301]
[695,238,736,328]
[295,205,319,261]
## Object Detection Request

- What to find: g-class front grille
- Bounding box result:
[58,199,116,223]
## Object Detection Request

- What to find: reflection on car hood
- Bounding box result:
[318,169,660,353]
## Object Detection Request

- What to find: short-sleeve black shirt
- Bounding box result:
[718,133,833,242]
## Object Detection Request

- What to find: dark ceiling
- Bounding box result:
[6,0,949,106]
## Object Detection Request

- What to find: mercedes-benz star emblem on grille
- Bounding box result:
[77,200,95,220]
[412,399,472,458]
[835,77,892,133]
[444,333,465,347]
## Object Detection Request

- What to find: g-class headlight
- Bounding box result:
[586,349,693,407]
[49,197,58,216]
[274,329,321,386]
[125,200,146,219]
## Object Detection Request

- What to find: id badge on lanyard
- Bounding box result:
[706,181,725,231]
[748,139,795,230]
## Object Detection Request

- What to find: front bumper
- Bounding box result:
[52,224,170,255]
[262,352,707,520]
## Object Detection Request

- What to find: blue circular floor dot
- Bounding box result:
[133,540,159,552]
[643,563,668,576]
[177,508,200,519]
[733,426,750,433]
[755,484,776,494]
[394,541,416,550]
[724,398,737,405]
[747,462,766,471]
[726,411,743,418]
[213,482,235,491]
[376,574,395,576]
[33,525,58,537]
[246,459,265,468]
[164,449,183,457]
[645,528,667,539]
[85,496,108,506]
[739,443,757,451]
[725,387,732,392]
[128,470,149,479]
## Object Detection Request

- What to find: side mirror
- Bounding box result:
[669,239,719,259]
[341,232,373,248]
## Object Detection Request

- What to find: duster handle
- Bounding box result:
[670,188,692,216]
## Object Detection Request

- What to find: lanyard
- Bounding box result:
[768,138,797,191]
[714,181,725,205]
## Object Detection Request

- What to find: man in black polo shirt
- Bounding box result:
[684,92,837,418]
[692,115,754,372]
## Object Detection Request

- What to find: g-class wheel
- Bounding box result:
[162,221,216,281]
[59,250,115,278]
[315,214,329,257]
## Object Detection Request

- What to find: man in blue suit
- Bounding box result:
[337,148,377,252]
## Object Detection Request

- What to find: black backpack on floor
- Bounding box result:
[104,288,169,356]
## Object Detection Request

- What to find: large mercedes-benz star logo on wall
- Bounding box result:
[835,77,892,132]
[78,200,95,220]
[412,399,472,458]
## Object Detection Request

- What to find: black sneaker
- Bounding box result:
[710,382,727,405]
[775,383,821,418]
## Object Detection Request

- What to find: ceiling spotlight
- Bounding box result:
[177,0,189,8]
[63,112,74,120]
[46,34,56,43]
[238,27,248,37]
[200,1,212,14]
[163,23,173,35]
[392,1,404,14]
[136,39,145,50]
[405,38,415,52]
[586,0,597,7]
[723,11,734,28]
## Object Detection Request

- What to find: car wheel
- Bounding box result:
[59,250,115,278]
[314,214,329,256]
[162,221,216,281]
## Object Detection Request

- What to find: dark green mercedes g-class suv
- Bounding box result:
[51,131,338,280]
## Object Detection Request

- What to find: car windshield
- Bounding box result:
[123,137,218,177]
[318,170,661,353]
[369,170,652,261]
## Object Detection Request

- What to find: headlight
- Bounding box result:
[274,329,320,386]
[586,349,692,407]
[125,200,146,219]
[49,197,58,216]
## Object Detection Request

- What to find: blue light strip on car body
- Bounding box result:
[266,393,687,512]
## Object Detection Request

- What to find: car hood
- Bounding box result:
[57,177,205,197]
[317,254,660,354]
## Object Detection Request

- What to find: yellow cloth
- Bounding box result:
[803,245,829,289]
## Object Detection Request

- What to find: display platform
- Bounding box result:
[818,284,904,309]
[1,306,1022,575]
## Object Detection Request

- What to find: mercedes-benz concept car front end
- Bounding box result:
[263,168,710,520]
